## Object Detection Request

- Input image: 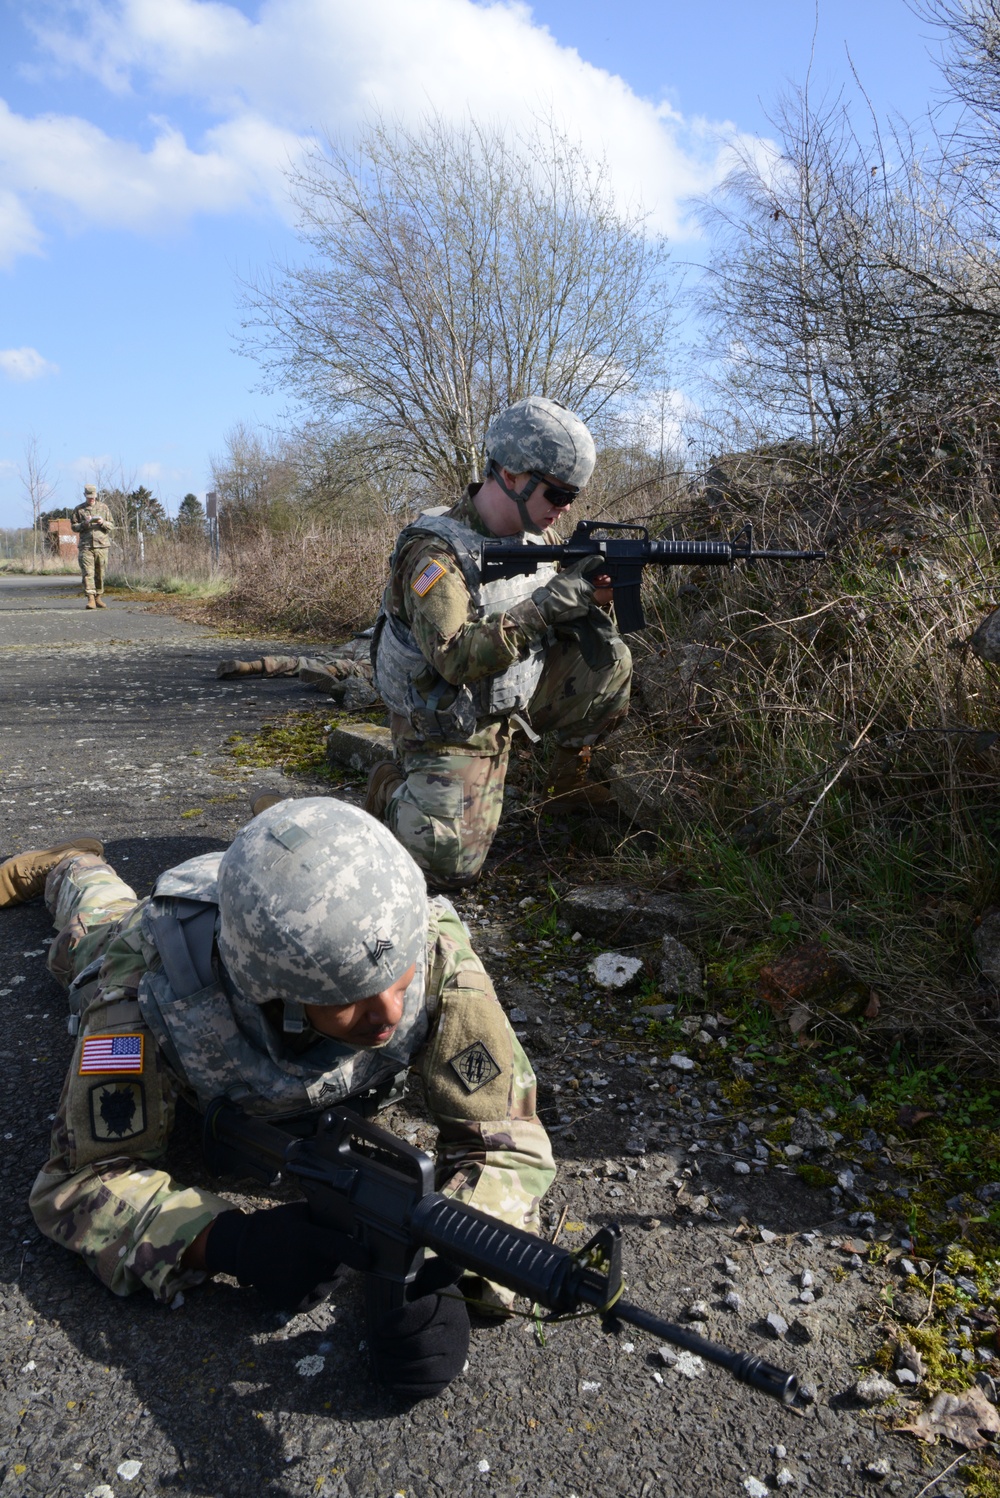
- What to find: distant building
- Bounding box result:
[47,519,78,557]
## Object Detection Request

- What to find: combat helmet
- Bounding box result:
[217,798,427,1031]
[484,396,596,533]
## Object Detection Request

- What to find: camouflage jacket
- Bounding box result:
[30,867,555,1303]
[71,501,115,549]
[387,489,561,753]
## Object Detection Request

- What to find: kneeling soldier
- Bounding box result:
[367,395,632,890]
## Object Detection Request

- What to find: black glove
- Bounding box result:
[367,1267,471,1402]
[204,1204,342,1312]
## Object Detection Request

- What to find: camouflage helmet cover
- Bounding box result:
[485,396,596,490]
[83,485,97,499]
[217,798,428,1008]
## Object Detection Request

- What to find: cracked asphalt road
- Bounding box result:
[0,578,957,1498]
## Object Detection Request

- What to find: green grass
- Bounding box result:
[0,557,79,574]
[103,571,228,598]
[222,707,367,788]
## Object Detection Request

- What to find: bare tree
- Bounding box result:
[913,1,1000,127]
[694,85,1000,449]
[210,421,299,541]
[240,112,674,494]
[19,436,55,570]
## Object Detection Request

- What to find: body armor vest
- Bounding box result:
[373,511,556,742]
[135,855,429,1118]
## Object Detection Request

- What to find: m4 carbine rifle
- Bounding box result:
[480,520,826,633]
[204,1099,798,1404]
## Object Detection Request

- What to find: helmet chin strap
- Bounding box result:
[487,461,544,535]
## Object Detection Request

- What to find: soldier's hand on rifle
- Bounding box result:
[530,555,610,625]
[589,571,613,608]
[366,1262,471,1402]
[202,1203,343,1311]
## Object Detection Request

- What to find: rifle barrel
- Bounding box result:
[748,549,826,562]
[612,1300,798,1403]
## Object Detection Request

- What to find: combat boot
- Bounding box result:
[85,594,97,609]
[543,746,614,811]
[216,659,264,679]
[95,595,107,608]
[364,761,405,821]
[0,838,105,907]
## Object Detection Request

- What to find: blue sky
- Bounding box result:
[0,0,949,527]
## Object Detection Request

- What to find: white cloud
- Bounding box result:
[0,346,59,380]
[3,0,747,262]
[625,386,701,456]
[0,189,45,267]
[0,98,305,238]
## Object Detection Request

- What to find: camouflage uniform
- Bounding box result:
[257,654,373,696]
[71,499,115,596]
[29,848,554,1304]
[379,490,632,886]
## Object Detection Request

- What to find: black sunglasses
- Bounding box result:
[527,471,579,505]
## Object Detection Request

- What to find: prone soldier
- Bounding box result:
[216,637,376,708]
[1,800,555,1401]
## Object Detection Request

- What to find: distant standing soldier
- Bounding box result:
[72,485,115,609]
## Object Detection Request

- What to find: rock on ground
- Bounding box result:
[562,884,701,941]
[325,721,394,772]
[660,933,703,999]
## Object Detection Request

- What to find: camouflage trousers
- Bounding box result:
[260,654,375,703]
[384,631,632,888]
[78,546,108,595]
[30,853,229,1301]
[44,851,139,987]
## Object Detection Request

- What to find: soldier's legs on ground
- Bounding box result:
[92,550,106,596]
[80,547,97,605]
[44,853,139,989]
[383,737,511,889]
[526,631,632,802]
[296,658,373,695]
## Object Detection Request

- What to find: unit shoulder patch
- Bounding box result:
[88,1080,147,1142]
[448,1039,502,1093]
[411,559,448,597]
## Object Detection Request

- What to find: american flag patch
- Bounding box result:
[78,1033,144,1075]
[411,559,447,597]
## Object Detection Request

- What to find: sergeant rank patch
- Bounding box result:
[411,559,447,597]
[448,1040,502,1093]
[88,1080,147,1142]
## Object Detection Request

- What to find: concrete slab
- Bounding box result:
[326,721,394,772]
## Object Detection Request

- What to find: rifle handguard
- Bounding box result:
[412,1194,582,1311]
